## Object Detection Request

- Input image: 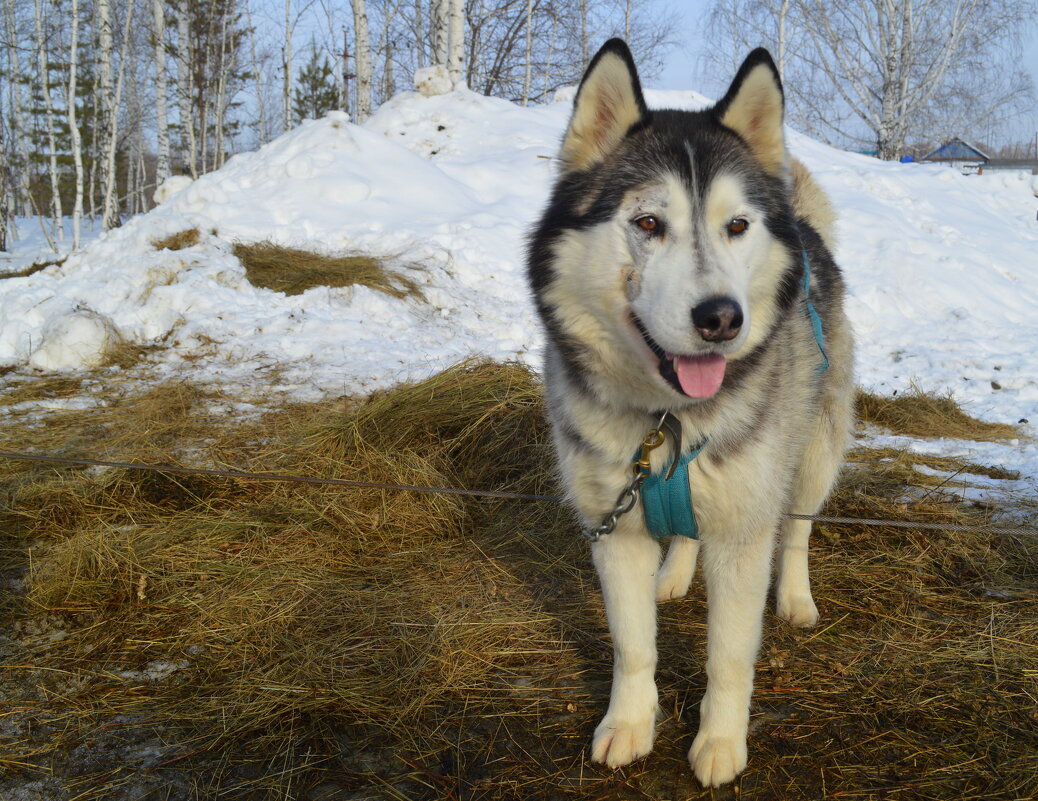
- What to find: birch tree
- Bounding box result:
[0,114,8,251]
[245,0,269,145]
[432,0,448,65]
[351,0,371,121]
[521,0,533,104]
[5,0,32,218]
[446,0,463,85]
[68,0,83,247]
[176,0,197,177]
[101,0,135,229]
[283,0,292,132]
[153,0,170,187]
[34,0,63,239]
[97,0,117,229]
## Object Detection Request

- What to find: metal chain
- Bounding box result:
[582,412,671,544]
[583,472,645,544]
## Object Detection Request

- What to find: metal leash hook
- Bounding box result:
[584,414,669,544]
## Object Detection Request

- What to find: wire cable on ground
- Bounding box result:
[0,450,1034,537]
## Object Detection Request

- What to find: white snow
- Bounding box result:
[413,65,454,97]
[28,308,121,370]
[1,86,1037,495]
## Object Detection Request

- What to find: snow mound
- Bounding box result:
[1,84,1036,487]
[29,309,121,370]
[153,175,194,205]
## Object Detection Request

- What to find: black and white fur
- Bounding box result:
[526,40,854,787]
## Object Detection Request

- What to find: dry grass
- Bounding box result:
[0,256,66,279]
[857,388,1022,441]
[1,364,1035,800]
[152,228,202,251]
[234,241,424,300]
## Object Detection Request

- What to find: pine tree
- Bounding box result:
[292,44,338,123]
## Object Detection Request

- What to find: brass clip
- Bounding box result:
[634,428,665,477]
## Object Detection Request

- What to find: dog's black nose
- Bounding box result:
[692,297,743,342]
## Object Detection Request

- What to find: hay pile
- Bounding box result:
[1,364,1035,800]
[233,241,424,300]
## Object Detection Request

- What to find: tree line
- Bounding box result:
[0,0,673,251]
[3,0,1035,254]
[702,0,1037,162]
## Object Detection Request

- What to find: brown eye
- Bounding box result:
[635,215,659,233]
[727,217,749,236]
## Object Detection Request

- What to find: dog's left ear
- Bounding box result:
[560,39,649,172]
[715,49,786,176]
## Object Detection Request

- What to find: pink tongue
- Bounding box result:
[671,353,727,398]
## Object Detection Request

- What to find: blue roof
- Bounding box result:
[922,138,989,161]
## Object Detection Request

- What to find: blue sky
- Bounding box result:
[650,1,1038,149]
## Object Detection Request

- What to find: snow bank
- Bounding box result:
[1,85,1037,480]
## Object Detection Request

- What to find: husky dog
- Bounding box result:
[526,40,854,786]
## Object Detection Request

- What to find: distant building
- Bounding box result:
[983,157,1038,174]
[920,138,990,174]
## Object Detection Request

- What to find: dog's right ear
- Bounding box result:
[559,39,649,172]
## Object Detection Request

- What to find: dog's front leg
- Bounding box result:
[589,520,661,768]
[689,526,774,787]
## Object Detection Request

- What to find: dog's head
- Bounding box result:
[534,40,803,408]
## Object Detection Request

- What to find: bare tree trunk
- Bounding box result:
[34,0,64,240]
[0,112,8,251]
[88,33,99,225]
[414,0,425,68]
[215,3,229,167]
[447,0,463,85]
[386,40,396,98]
[69,0,85,246]
[98,0,116,229]
[777,0,789,76]
[579,0,588,66]
[283,0,292,132]
[542,8,557,101]
[522,0,533,104]
[341,30,351,115]
[101,0,135,229]
[351,0,372,121]
[245,0,267,145]
[433,0,448,64]
[153,0,170,186]
[176,0,197,177]
[5,0,32,219]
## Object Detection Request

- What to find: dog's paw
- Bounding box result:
[776,592,819,628]
[655,565,693,602]
[655,542,697,602]
[591,715,655,768]
[689,733,747,788]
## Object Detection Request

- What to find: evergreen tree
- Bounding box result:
[292,43,338,123]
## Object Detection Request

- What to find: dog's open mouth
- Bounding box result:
[631,314,727,399]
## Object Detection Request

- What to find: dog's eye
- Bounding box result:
[634,215,661,234]
[727,218,749,237]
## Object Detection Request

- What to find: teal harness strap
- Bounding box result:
[802,250,830,373]
[637,441,705,540]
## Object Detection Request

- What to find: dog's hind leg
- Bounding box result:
[775,514,819,628]
[655,536,698,601]
[589,520,662,768]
